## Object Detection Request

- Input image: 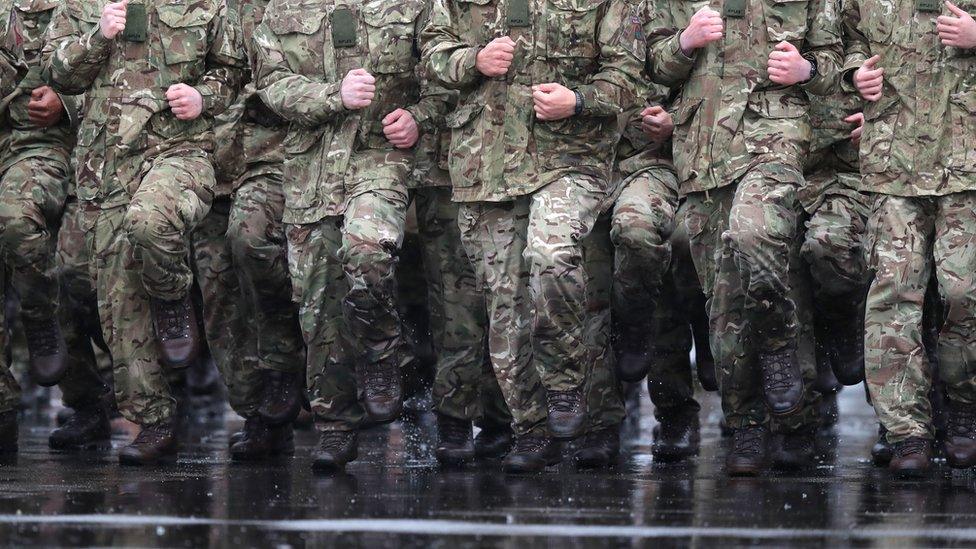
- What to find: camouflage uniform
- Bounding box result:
[646,0,841,430]
[0,0,25,415]
[254,0,449,431]
[843,0,976,442]
[44,0,244,426]
[423,0,645,435]
[197,0,303,419]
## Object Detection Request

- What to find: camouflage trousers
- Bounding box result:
[645,199,703,416]
[227,170,304,377]
[409,185,506,425]
[191,199,262,418]
[0,152,68,323]
[457,174,603,436]
[90,154,214,426]
[685,164,818,431]
[865,192,976,443]
[55,197,111,410]
[288,189,406,431]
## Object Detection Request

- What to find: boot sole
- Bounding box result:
[767,389,806,418]
[435,450,475,467]
[891,466,930,478]
[49,438,112,453]
[652,447,700,463]
[119,453,178,466]
[574,452,618,469]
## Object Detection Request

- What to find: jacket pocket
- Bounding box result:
[948,91,976,173]
[743,91,810,156]
[858,95,899,175]
[157,2,217,65]
[282,129,326,209]
[547,0,605,59]
[670,97,703,182]
[762,0,809,42]
[267,10,330,77]
[362,0,420,74]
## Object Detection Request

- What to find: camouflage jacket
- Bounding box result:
[843,0,976,196]
[254,0,450,225]
[1,0,82,176]
[646,0,842,195]
[44,0,244,208]
[212,0,286,195]
[410,0,455,189]
[422,0,645,203]
[1,2,25,110]
[798,87,863,211]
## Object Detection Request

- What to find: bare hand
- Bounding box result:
[532,83,576,121]
[854,54,883,102]
[678,8,723,55]
[640,105,674,142]
[27,86,64,127]
[166,83,204,120]
[767,41,812,85]
[100,0,128,40]
[476,37,516,77]
[937,1,976,48]
[382,108,420,149]
[340,68,375,110]
[845,112,864,144]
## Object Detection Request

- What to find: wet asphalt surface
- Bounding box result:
[2,387,976,548]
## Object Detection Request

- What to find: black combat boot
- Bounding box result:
[818,392,839,430]
[119,422,178,466]
[228,428,245,448]
[312,431,358,471]
[0,410,17,454]
[230,416,295,461]
[889,437,932,478]
[821,297,866,386]
[502,434,562,474]
[871,424,894,466]
[759,347,804,416]
[150,295,200,368]
[546,387,587,441]
[771,428,817,470]
[258,370,304,425]
[435,414,474,466]
[944,401,976,469]
[474,424,513,459]
[691,306,718,392]
[361,358,402,423]
[614,323,653,383]
[48,404,110,451]
[652,407,701,462]
[574,426,620,469]
[726,425,768,477]
[23,316,68,387]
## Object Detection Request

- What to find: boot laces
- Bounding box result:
[895,438,929,457]
[133,424,170,446]
[762,353,797,393]
[364,364,399,397]
[62,407,100,431]
[156,299,190,341]
[25,317,60,357]
[513,435,547,454]
[319,431,352,452]
[547,389,583,414]
[949,407,976,439]
[732,427,766,457]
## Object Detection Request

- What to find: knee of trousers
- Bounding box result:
[342,240,398,292]
[123,205,177,253]
[941,280,976,328]
[722,226,789,296]
[800,231,865,295]
[610,214,670,263]
[227,219,277,268]
[0,204,45,254]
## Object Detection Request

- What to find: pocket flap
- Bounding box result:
[361,1,419,25]
[446,102,485,128]
[746,91,807,119]
[13,0,58,14]
[670,98,702,125]
[267,11,326,34]
[157,2,217,28]
[548,0,605,11]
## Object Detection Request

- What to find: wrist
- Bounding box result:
[573,89,584,116]
[678,30,694,56]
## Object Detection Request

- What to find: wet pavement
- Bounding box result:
[3,387,976,547]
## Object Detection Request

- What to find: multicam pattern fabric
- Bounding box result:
[422,0,645,202]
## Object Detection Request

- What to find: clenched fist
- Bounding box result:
[382,108,419,149]
[679,7,723,55]
[937,1,976,48]
[640,105,674,143]
[532,83,576,121]
[166,83,203,120]
[27,86,64,128]
[476,37,516,77]
[341,68,375,110]
[100,0,128,40]
[767,41,811,86]
[854,55,884,102]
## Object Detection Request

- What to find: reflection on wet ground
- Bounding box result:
[3,387,976,547]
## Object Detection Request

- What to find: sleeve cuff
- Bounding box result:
[82,27,114,64]
[194,85,220,114]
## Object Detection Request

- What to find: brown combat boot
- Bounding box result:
[759,348,804,416]
[361,358,402,423]
[119,422,178,466]
[258,370,304,425]
[503,434,562,474]
[435,414,474,466]
[652,407,701,462]
[312,431,358,471]
[889,437,932,477]
[726,425,768,477]
[546,387,587,441]
[49,404,110,451]
[150,295,200,369]
[230,416,295,461]
[23,316,68,387]
[0,410,17,454]
[573,426,620,469]
[945,402,976,469]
